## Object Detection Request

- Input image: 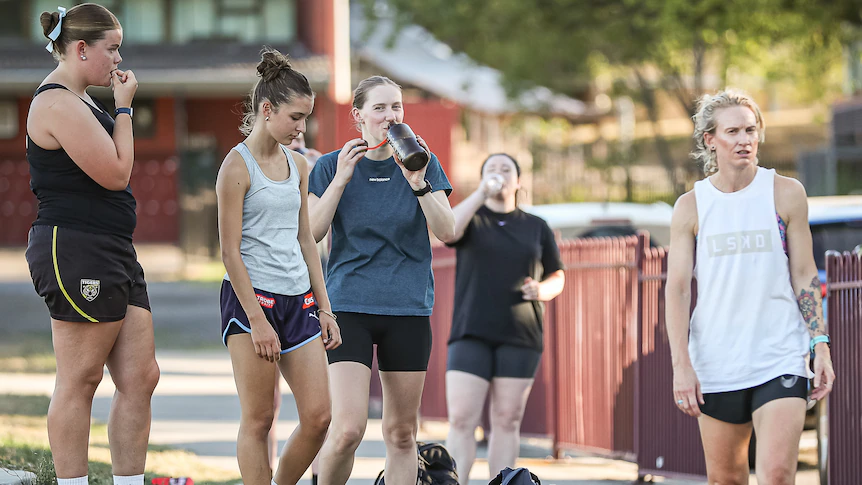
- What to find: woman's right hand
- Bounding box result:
[673,363,704,417]
[111,69,137,109]
[333,138,368,187]
[250,314,281,362]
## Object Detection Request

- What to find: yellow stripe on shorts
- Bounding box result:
[52,226,98,322]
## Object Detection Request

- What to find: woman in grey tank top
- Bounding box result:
[215,48,342,485]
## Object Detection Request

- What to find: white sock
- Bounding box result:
[113,474,145,485]
[271,480,278,485]
[57,476,88,485]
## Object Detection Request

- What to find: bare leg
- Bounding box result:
[104,305,160,475]
[317,362,371,485]
[273,339,332,485]
[228,333,279,485]
[380,371,426,485]
[753,398,806,485]
[486,377,532,477]
[49,318,123,477]
[445,371,490,485]
[270,374,282,469]
[697,414,752,485]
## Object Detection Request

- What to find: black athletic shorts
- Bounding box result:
[326,312,432,372]
[700,374,808,424]
[220,280,322,354]
[447,338,542,381]
[25,225,150,323]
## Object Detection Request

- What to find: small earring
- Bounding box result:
[80,55,86,60]
[265,116,269,121]
[710,146,716,151]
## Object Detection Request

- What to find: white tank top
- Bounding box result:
[690,167,810,393]
[223,142,310,296]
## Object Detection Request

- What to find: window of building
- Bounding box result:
[120,0,166,44]
[27,0,294,45]
[172,0,295,44]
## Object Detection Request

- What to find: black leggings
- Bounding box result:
[326,312,432,372]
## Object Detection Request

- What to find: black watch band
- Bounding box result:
[413,179,433,197]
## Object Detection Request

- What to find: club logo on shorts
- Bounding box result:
[302,292,316,309]
[256,294,275,309]
[80,279,100,302]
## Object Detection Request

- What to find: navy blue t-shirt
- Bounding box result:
[308,150,452,316]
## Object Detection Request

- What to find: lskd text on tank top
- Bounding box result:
[706,230,772,257]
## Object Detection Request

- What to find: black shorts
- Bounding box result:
[25,225,150,323]
[220,280,322,354]
[700,374,808,424]
[447,338,542,381]
[326,312,432,372]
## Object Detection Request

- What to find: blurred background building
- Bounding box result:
[0,0,860,254]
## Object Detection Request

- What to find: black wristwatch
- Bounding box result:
[413,179,433,197]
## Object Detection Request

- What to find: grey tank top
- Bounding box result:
[223,142,310,295]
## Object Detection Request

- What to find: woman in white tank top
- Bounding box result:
[666,89,835,484]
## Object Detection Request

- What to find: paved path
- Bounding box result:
[0,255,819,484]
[1,350,701,485]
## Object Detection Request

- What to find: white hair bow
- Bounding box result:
[45,6,67,53]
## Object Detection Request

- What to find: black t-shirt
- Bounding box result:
[447,206,564,351]
[27,84,137,239]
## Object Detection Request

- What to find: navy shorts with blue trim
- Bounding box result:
[220,280,322,354]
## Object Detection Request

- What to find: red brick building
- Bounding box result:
[0,0,589,248]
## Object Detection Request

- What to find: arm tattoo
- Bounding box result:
[797,276,825,337]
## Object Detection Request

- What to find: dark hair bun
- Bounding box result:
[256,48,293,82]
[40,11,59,39]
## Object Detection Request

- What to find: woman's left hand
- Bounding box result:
[319,312,342,350]
[395,135,430,190]
[810,350,836,400]
[521,277,540,301]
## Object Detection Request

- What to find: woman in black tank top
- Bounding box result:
[24,6,159,485]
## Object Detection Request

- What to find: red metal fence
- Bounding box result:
[634,242,707,479]
[391,233,860,482]
[826,250,862,485]
[545,236,640,458]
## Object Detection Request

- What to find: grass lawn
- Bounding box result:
[0,396,240,485]
[0,336,56,374]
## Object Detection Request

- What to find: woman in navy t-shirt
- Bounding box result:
[308,76,455,485]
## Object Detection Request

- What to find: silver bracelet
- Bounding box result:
[319,309,337,320]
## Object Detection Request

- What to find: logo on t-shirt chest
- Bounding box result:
[706,230,772,257]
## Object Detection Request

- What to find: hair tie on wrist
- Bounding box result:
[319,309,337,321]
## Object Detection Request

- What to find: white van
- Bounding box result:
[522,201,675,247]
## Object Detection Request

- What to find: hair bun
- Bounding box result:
[256,47,293,82]
[40,11,60,39]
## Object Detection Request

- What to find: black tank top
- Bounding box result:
[27,84,136,239]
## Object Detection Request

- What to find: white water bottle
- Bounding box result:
[485,173,504,195]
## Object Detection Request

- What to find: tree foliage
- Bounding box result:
[365,0,859,194]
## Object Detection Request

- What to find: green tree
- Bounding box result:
[365,0,858,195]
